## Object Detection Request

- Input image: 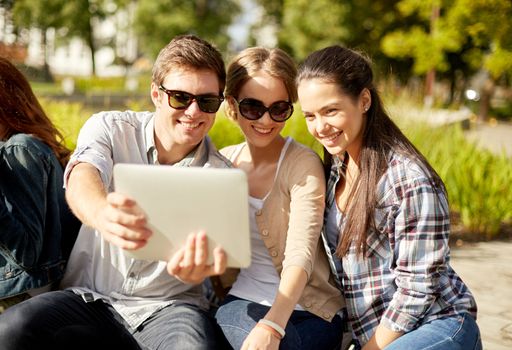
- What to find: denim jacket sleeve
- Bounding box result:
[0,136,53,267]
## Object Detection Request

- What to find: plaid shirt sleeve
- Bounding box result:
[380,165,451,333]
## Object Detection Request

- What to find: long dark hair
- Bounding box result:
[0,57,70,167]
[297,46,445,257]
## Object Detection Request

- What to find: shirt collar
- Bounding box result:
[145,112,214,166]
[144,116,157,164]
[174,136,211,167]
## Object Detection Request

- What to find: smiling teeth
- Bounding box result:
[254,127,272,134]
[323,132,341,142]
[181,122,200,129]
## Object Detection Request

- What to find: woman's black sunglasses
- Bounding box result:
[235,98,294,122]
[159,85,224,113]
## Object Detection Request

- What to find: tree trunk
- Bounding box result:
[86,16,96,76]
[41,29,53,82]
[478,77,495,122]
[424,4,440,108]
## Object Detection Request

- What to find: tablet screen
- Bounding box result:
[113,163,251,268]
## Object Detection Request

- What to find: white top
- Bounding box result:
[60,110,230,329]
[228,138,303,310]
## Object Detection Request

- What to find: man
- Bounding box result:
[0,34,229,349]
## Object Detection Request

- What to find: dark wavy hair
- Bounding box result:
[0,57,70,167]
[297,46,445,257]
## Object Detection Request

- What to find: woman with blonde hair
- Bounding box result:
[214,47,345,350]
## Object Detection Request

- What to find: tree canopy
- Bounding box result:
[134,0,240,59]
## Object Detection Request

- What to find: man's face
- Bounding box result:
[151,68,220,153]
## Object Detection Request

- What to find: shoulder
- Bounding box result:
[205,138,233,168]
[1,133,52,157]
[388,152,433,183]
[85,110,153,129]
[283,139,323,170]
[279,139,324,187]
[219,143,242,161]
[379,152,441,202]
[0,134,57,174]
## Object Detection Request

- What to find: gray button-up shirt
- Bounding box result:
[61,110,230,329]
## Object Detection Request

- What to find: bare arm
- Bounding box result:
[241,266,308,350]
[362,325,403,350]
[66,162,151,249]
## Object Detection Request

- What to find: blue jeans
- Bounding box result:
[384,313,482,350]
[215,295,343,350]
[0,290,220,350]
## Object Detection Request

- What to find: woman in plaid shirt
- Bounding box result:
[296,46,482,350]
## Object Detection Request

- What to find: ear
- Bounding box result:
[360,88,371,113]
[225,96,238,121]
[150,82,162,108]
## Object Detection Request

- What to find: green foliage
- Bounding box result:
[40,98,90,150]
[381,0,462,75]
[73,76,129,93]
[12,0,63,29]
[399,120,512,239]
[279,0,350,61]
[382,0,512,80]
[133,0,240,59]
[208,112,244,150]
[448,0,512,80]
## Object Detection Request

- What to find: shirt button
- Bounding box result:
[262,229,269,236]
[323,312,331,319]
[270,251,278,257]
[305,301,312,308]
[129,272,136,278]
[255,210,262,216]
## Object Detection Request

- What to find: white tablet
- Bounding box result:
[113,163,251,268]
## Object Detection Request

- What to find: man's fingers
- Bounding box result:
[167,247,186,276]
[103,204,150,236]
[102,224,148,250]
[212,246,227,275]
[180,233,196,269]
[194,231,208,266]
[106,192,135,208]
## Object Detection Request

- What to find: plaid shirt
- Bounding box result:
[322,152,477,345]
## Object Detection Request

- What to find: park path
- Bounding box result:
[450,119,512,349]
[465,120,512,157]
[451,241,512,350]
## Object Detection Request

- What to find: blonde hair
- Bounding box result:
[225,47,297,120]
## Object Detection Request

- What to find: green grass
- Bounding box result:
[40,98,91,150]
[401,121,512,239]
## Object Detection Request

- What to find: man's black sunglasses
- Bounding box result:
[159,85,224,113]
[235,98,294,122]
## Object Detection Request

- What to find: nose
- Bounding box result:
[315,116,329,134]
[258,111,274,125]
[184,99,202,117]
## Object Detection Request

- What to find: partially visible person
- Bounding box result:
[296,45,482,350]
[0,35,229,349]
[214,47,345,350]
[0,57,79,312]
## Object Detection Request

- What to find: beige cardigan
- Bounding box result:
[216,139,345,321]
